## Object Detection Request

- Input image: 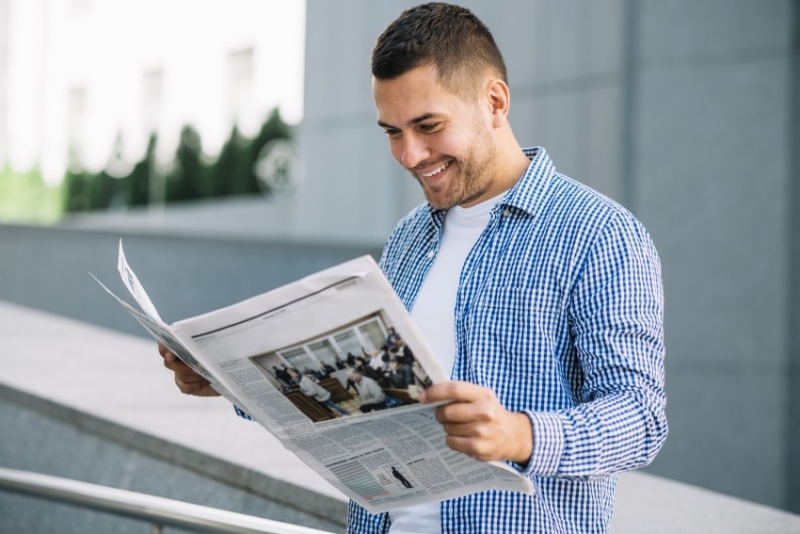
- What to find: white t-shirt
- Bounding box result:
[388,192,504,533]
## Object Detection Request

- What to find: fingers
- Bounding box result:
[435,398,498,425]
[439,417,503,461]
[420,381,492,404]
[444,435,497,462]
[157,342,193,374]
[418,381,500,425]
[442,411,533,463]
[418,380,533,463]
[162,354,192,373]
[175,373,217,396]
[170,360,217,396]
[155,341,220,397]
[158,341,176,362]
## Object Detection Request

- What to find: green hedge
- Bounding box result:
[63,109,292,213]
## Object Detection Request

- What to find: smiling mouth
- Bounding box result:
[419,160,452,178]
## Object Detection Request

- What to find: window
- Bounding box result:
[142,69,163,134]
[273,313,390,368]
[67,86,87,164]
[226,47,254,131]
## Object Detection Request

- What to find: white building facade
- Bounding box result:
[0,0,305,183]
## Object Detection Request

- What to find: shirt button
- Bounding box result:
[503,208,511,217]
[426,250,435,259]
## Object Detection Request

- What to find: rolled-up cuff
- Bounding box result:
[511,410,564,477]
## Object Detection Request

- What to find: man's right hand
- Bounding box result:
[157,342,220,397]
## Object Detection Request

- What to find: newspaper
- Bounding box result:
[96,241,533,513]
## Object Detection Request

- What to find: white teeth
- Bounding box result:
[420,160,451,178]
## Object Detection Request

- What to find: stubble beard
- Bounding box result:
[414,133,497,211]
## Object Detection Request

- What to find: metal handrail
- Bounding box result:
[0,467,337,534]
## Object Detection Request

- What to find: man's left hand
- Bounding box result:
[420,381,533,464]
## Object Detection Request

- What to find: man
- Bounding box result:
[367,349,388,374]
[315,361,336,380]
[345,368,388,413]
[389,338,415,367]
[390,467,413,489]
[385,327,401,348]
[159,3,666,532]
[289,367,348,417]
[386,357,414,390]
[271,365,292,386]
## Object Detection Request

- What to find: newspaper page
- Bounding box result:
[98,242,533,513]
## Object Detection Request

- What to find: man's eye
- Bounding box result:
[384,129,401,137]
[419,123,439,132]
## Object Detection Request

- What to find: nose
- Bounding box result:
[400,133,429,169]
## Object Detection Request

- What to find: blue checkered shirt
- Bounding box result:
[346,147,667,533]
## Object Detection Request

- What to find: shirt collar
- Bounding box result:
[499,146,555,218]
[424,146,555,224]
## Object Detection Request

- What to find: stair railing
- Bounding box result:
[0,466,337,534]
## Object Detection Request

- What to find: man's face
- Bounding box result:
[374,64,498,210]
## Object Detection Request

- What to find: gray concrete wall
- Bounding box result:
[788,0,800,511]
[297,0,632,245]
[631,0,798,512]
[299,0,800,513]
[0,223,381,338]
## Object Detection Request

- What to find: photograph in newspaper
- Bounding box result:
[249,310,434,423]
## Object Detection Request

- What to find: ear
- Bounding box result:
[485,78,511,128]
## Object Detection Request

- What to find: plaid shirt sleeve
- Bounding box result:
[519,211,667,479]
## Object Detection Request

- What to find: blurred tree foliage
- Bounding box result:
[209,126,248,197]
[127,134,158,207]
[167,126,204,202]
[62,108,292,213]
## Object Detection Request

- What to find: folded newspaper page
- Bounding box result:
[96,241,533,513]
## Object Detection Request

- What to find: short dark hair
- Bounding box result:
[371,3,507,95]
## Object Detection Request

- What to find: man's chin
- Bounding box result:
[423,186,491,210]
[423,190,457,210]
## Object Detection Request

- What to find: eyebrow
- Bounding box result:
[377,112,445,129]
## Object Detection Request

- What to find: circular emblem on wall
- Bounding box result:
[254,139,301,200]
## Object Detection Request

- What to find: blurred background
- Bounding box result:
[0,0,303,225]
[0,0,798,522]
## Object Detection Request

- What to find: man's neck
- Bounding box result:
[477,135,532,205]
